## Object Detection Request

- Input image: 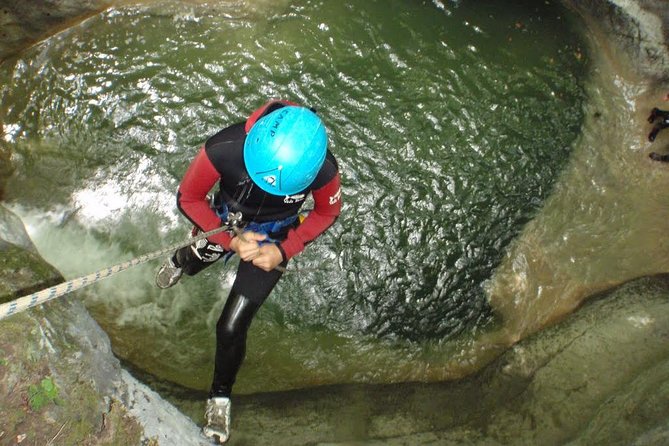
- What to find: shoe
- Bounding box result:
[203,397,231,444]
[155,257,182,289]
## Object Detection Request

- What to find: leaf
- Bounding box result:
[30,393,46,411]
[27,377,59,411]
[41,378,54,392]
[41,378,58,398]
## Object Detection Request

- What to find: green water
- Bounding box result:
[0,0,588,394]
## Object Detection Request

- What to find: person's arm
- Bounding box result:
[649,151,669,162]
[278,173,342,261]
[176,147,234,248]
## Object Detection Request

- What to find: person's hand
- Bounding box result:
[253,244,284,272]
[230,231,267,262]
[649,152,664,161]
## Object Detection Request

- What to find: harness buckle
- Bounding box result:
[226,211,244,229]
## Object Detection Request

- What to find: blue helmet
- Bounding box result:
[244,106,327,196]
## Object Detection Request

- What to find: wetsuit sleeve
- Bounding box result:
[176,147,233,249]
[279,173,342,260]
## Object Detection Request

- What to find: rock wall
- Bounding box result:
[563,0,669,80]
[0,205,209,445]
[0,0,113,64]
[223,276,669,445]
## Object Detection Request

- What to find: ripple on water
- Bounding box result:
[1,0,587,390]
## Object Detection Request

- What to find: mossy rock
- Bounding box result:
[0,145,13,201]
[0,241,63,304]
[0,236,144,444]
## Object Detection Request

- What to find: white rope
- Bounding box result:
[0,225,230,321]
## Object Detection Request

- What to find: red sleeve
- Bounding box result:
[279,173,342,260]
[177,147,233,248]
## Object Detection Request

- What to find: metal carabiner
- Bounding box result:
[227,211,244,229]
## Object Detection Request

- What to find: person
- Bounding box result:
[647,106,669,162]
[155,99,342,444]
[647,106,669,143]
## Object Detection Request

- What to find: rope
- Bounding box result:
[0,224,231,321]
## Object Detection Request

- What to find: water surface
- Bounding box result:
[1,0,589,394]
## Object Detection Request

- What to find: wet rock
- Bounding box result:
[0,205,61,300]
[0,204,35,251]
[225,276,669,445]
[563,0,669,79]
[0,0,113,63]
[0,204,208,445]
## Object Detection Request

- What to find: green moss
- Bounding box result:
[0,244,62,304]
[0,144,13,201]
[28,376,61,411]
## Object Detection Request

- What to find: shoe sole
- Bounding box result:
[155,270,182,289]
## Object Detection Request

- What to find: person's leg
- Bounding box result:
[204,258,286,443]
[649,121,669,142]
[649,152,669,162]
[156,228,226,288]
[208,291,258,397]
[210,259,286,396]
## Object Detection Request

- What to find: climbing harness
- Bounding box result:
[213,200,298,273]
[214,201,298,244]
[0,221,235,321]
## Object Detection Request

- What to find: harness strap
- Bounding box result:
[245,216,298,243]
[214,201,297,244]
